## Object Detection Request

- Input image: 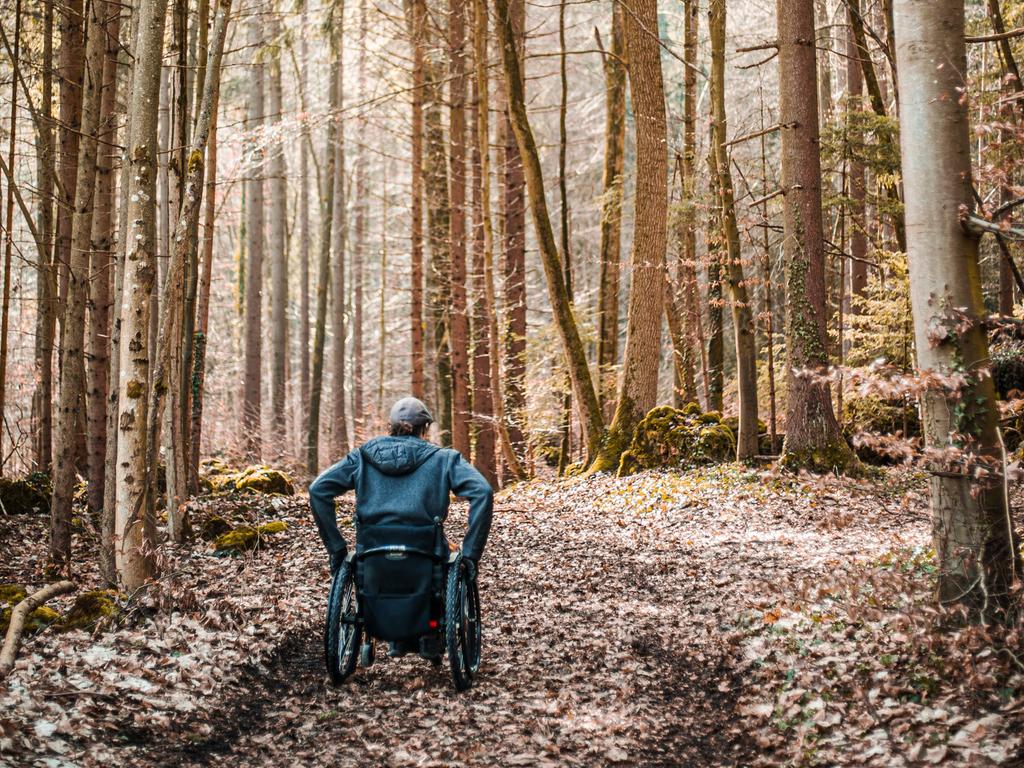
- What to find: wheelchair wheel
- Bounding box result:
[445,556,481,691]
[325,560,361,685]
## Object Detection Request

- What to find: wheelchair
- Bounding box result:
[324,518,482,691]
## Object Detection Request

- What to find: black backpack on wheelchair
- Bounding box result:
[324,518,482,690]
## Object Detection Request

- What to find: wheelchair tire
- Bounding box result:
[445,555,481,691]
[325,560,361,685]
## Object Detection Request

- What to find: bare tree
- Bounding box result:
[595,3,626,416]
[241,18,265,461]
[114,0,171,591]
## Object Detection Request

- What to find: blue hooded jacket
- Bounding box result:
[309,435,494,561]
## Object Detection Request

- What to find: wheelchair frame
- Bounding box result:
[324,534,481,691]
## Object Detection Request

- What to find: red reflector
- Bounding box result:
[429,620,438,629]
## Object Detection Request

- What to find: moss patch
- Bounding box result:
[616,404,736,476]
[58,590,119,632]
[0,583,27,605]
[213,520,289,553]
[0,584,62,636]
[206,465,295,496]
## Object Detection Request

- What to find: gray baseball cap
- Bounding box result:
[389,397,434,428]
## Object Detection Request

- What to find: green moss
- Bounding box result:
[214,526,258,552]
[214,520,289,553]
[0,602,61,636]
[614,404,737,476]
[0,474,51,514]
[256,521,288,535]
[779,442,862,476]
[0,584,27,605]
[58,590,118,632]
[125,378,144,399]
[206,465,295,496]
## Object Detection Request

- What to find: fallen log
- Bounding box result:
[0,580,75,678]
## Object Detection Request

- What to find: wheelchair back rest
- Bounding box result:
[356,523,443,641]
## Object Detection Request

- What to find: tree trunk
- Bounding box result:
[190,94,218,492]
[449,0,471,456]
[588,0,667,473]
[709,0,758,460]
[477,0,528,479]
[495,0,603,462]
[55,0,86,345]
[894,0,1020,616]
[424,38,453,446]
[776,0,857,473]
[846,18,868,306]
[330,10,349,458]
[51,0,109,570]
[147,0,232,544]
[102,3,138,585]
[0,0,21,475]
[596,4,626,417]
[353,0,367,442]
[469,57,497,486]
[86,2,122,513]
[33,0,56,474]
[307,62,337,474]
[557,0,573,472]
[298,0,312,443]
[115,0,170,592]
[681,0,704,406]
[268,13,289,455]
[408,0,426,400]
[242,18,265,461]
[500,0,527,459]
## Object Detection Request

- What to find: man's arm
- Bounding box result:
[449,454,494,561]
[309,452,359,558]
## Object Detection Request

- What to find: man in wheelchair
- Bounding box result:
[309,397,494,675]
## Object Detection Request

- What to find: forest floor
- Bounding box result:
[1,465,1022,767]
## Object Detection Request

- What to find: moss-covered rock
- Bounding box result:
[57,590,118,632]
[0,473,51,514]
[213,520,289,553]
[616,405,736,476]
[206,465,295,496]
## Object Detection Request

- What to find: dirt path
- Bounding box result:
[137,488,758,767]
[3,468,937,767]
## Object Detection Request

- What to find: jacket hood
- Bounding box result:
[359,436,440,476]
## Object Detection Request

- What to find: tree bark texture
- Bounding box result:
[114,0,170,592]
[589,0,668,473]
[710,0,758,460]
[776,0,857,473]
[496,0,604,463]
[894,0,1020,615]
[596,3,626,418]
[242,19,265,461]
